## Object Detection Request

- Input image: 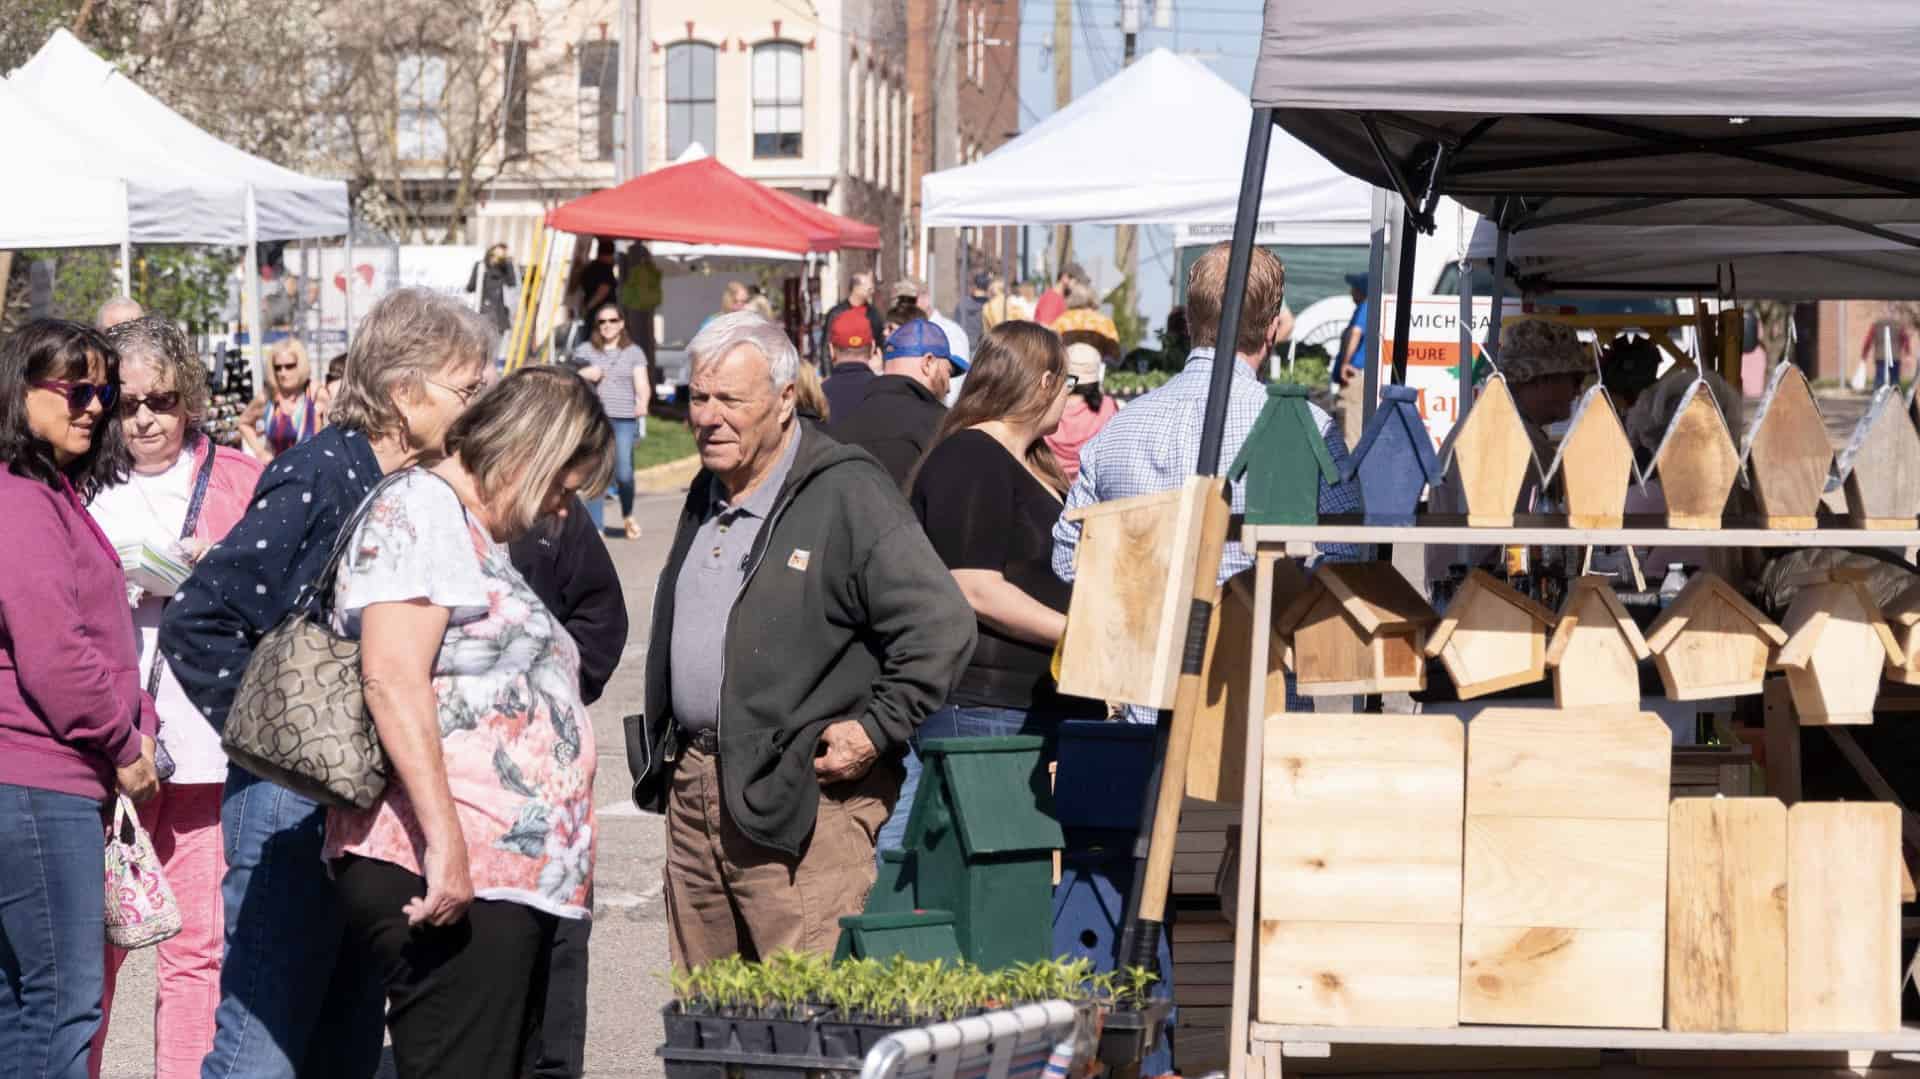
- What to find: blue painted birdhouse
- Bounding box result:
[1228,383,1341,526]
[1342,384,1443,525]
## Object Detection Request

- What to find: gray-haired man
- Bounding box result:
[627,311,975,967]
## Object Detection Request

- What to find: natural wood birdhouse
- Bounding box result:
[1442,373,1534,527]
[1274,561,1438,696]
[1644,572,1787,700]
[1772,570,1903,725]
[1424,569,1558,699]
[1882,580,1920,686]
[1839,385,1920,530]
[1648,379,1740,530]
[1543,384,1635,529]
[1228,383,1340,526]
[1343,384,1444,525]
[1740,362,1834,529]
[1547,576,1651,709]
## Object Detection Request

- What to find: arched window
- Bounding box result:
[665,41,716,160]
[752,41,803,158]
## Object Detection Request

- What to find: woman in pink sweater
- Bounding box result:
[0,318,158,1079]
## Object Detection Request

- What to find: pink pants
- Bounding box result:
[90,782,226,1079]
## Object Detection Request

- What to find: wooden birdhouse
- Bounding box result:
[1542,384,1635,528]
[1423,569,1558,699]
[1343,384,1444,525]
[1547,576,1651,709]
[1740,362,1834,529]
[1442,373,1535,527]
[1838,385,1920,530]
[1772,570,1903,725]
[1227,383,1340,526]
[1644,571,1787,700]
[1882,580,1920,686]
[1274,561,1438,696]
[1648,378,1740,529]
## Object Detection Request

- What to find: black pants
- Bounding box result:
[333,855,557,1079]
[527,916,591,1078]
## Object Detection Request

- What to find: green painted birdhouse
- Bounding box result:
[1228,383,1341,526]
[833,910,963,962]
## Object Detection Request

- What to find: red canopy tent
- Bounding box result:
[773,189,881,251]
[546,156,877,253]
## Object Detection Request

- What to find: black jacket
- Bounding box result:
[829,375,946,490]
[509,498,628,705]
[628,421,975,855]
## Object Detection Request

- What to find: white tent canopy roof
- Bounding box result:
[921,48,1373,241]
[0,79,128,248]
[9,30,348,244]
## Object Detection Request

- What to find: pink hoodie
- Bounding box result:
[1045,394,1120,484]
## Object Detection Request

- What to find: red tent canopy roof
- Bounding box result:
[545,156,876,253]
[773,189,881,250]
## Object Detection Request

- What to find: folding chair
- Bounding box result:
[858,1001,1087,1079]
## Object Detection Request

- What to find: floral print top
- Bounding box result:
[322,470,596,920]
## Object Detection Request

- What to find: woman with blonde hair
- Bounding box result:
[326,365,613,1078]
[877,321,1099,851]
[239,337,319,462]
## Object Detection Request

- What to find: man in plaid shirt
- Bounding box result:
[1051,245,1365,716]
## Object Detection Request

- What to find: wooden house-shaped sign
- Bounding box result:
[1548,575,1652,709]
[1343,384,1444,525]
[1442,373,1534,527]
[1644,571,1787,700]
[1882,580,1920,687]
[1424,569,1559,698]
[1542,384,1636,529]
[1647,377,1740,529]
[1839,385,1920,530]
[1275,561,1438,696]
[1228,383,1340,526]
[1740,362,1834,529]
[1772,570,1903,725]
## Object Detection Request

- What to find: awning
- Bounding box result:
[0,79,127,248]
[774,189,880,250]
[546,156,850,253]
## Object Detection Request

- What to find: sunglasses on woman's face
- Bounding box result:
[31,378,118,414]
[596,318,623,326]
[119,391,182,417]
[273,362,300,372]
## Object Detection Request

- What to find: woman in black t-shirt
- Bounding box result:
[875,321,1102,853]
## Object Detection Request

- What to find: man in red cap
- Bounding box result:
[822,307,881,420]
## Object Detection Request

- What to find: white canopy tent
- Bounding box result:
[0,79,128,249]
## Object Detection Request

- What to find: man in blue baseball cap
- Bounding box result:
[1335,271,1372,448]
[830,318,968,489]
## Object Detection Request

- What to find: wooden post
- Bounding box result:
[1229,551,1280,1079]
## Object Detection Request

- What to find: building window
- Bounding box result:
[395,52,447,161]
[666,41,716,160]
[752,41,803,158]
[502,39,529,161]
[578,39,619,162]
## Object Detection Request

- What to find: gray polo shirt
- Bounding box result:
[669,427,801,733]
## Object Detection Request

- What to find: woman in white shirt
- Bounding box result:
[86,317,263,1079]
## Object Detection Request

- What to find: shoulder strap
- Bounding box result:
[178,437,219,542]
[289,469,416,619]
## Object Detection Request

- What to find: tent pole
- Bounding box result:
[244,185,265,400]
[1488,224,1511,365]
[1002,225,1013,316]
[918,225,930,289]
[118,236,132,296]
[344,226,356,352]
[1362,189,1388,432]
[1459,256,1474,414]
[1390,203,1419,386]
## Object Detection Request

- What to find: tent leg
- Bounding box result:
[1488,226,1511,366]
[244,185,265,399]
[119,236,132,296]
[344,228,356,352]
[918,225,930,289]
[1002,225,1014,313]
[1459,257,1474,412]
[1361,190,1388,434]
[1389,203,1419,386]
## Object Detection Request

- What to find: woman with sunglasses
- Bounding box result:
[238,338,318,463]
[0,318,160,1079]
[83,317,263,1079]
[569,302,649,538]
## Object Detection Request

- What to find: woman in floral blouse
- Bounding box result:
[325,366,614,1079]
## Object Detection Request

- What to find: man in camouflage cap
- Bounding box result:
[1498,317,1593,429]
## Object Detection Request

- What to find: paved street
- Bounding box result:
[101,487,687,1079]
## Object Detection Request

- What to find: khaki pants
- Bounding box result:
[664,742,896,968]
[1339,372,1366,449]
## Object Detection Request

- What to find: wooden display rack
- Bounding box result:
[1222,519,1920,1079]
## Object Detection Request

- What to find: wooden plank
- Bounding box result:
[1465,709,1670,821]
[1463,816,1667,931]
[1666,798,1790,1033]
[1172,917,1233,943]
[1788,802,1901,1033]
[1764,677,1803,803]
[1458,926,1665,1028]
[1190,570,1290,803]
[1259,920,1461,1029]
[1239,517,1920,549]
[1287,1046,1606,1074]
[1249,1022,1920,1052]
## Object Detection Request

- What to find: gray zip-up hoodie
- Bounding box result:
[627,421,975,855]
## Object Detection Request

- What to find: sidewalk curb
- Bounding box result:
[635,454,701,493]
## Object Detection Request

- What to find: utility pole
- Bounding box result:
[1052,0,1072,277]
[1113,0,1142,330]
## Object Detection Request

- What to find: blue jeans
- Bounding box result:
[200,772,383,1079]
[0,783,106,1079]
[587,417,639,531]
[875,704,1063,855]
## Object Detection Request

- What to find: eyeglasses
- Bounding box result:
[427,376,484,406]
[1062,374,1081,391]
[595,317,624,326]
[31,379,118,414]
[119,390,182,417]
[272,362,301,372]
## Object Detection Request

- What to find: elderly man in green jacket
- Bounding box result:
[628,311,976,967]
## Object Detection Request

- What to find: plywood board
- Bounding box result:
[1666,798,1789,1033]
[1190,570,1290,802]
[1259,920,1461,1029]
[1463,816,1667,931]
[1787,802,1900,1033]
[1465,709,1670,821]
[1458,926,1665,1028]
